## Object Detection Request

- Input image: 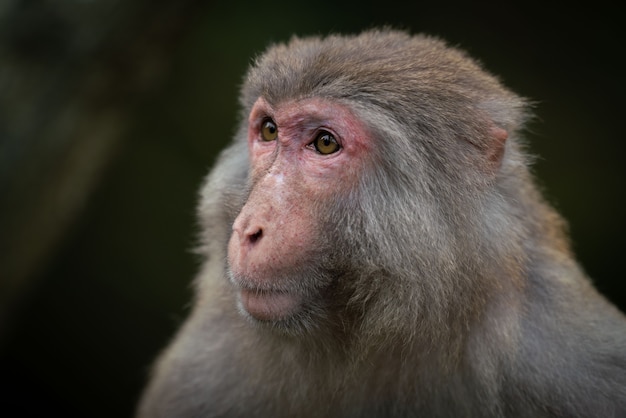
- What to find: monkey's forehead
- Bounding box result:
[241,29,499,108]
[239,29,526,136]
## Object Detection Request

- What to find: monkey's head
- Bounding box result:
[221,29,535,338]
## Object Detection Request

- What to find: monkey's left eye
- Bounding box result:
[312,131,341,155]
[260,119,278,141]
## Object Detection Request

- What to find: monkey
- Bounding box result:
[137,29,626,418]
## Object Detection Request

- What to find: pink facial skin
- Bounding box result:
[227,97,371,321]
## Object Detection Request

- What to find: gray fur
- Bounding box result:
[137,29,626,417]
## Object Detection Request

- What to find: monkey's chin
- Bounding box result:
[238,288,303,322]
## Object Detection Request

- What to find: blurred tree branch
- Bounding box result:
[0,0,205,338]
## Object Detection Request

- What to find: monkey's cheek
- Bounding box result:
[238,288,303,322]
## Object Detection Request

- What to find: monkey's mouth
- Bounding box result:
[238,287,303,322]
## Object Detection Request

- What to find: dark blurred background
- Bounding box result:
[0,1,624,417]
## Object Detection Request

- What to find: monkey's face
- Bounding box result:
[227,96,371,328]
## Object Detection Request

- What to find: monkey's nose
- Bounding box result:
[247,228,263,244]
[232,218,264,247]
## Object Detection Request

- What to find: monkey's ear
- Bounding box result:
[485,126,508,170]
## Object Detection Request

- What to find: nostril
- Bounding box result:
[248,228,263,244]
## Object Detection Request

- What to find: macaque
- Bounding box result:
[137,29,626,417]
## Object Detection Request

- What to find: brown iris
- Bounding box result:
[261,119,278,141]
[313,131,340,155]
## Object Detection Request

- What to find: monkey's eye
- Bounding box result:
[260,119,278,141]
[312,131,340,155]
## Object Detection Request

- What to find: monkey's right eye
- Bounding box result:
[260,119,278,141]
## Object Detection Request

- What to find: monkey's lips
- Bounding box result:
[239,288,303,321]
